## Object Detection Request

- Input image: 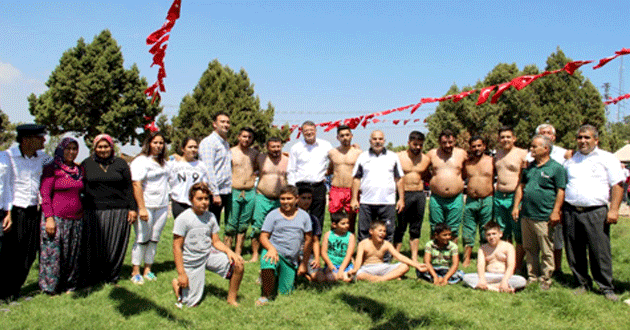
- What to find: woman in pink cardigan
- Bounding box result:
[39,137,84,294]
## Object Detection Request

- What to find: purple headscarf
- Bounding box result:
[54,137,83,180]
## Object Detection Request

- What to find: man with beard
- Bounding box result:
[494,126,528,271]
[327,125,362,231]
[462,136,494,267]
[225,127,259,257]
[426,129,467,242]
[248,137,289,262]
[394,131,430,263]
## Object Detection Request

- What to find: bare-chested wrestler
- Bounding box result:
[248,137,289,262]
[426,129,467,242]
[327,125,362,232]
[224,127,259,256]
[462,221,527,292]
[462,136,494,267]
[394,131,430,263]
[494,126,528,270]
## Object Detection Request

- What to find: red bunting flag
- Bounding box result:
[166,0,182,21]
[144,121,159,132]
[593,55,619,69]
[146,20,175,45]
[403,119,410,125]
[413,119,420,123]
[372,118,381,124]
[490,82,512,104]
[453,90,476,103]
[410,102,422,114]
[421,97,438,104]
[393,120,400,125]
[510,75,539,91]
[562,60,593,75]
[615,48,630,56]
[476,85,495,105]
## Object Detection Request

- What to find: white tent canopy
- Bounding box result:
[614,144,630,162]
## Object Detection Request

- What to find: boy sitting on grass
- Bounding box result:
[172,182,244,307]
[315,211,356,282]
[462,221,526,293]
[297,186,322,281]
[348,220,427,282]
[417,223,464,285]
[257,185,312,306]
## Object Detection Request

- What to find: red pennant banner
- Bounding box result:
[410,102,422,114]
[490,82,512,104]
[510,75,539,91]
[604,93,630,105]
[393,120,400,125]
[563,60,593,75]
[453,90,476,103]
[476,85,495,105]
[403,119,410,125]
[593,55,619,69]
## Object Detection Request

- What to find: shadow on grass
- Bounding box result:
[201,282,229,303]
[338,292,472,329]
[294,276,343,293]
[109,287,190,326]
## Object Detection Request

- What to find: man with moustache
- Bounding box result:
[248,137,289,262]
[462,136,494,267]
[327,125,362,231]
[394,131,430,263]
[426,129,467,241]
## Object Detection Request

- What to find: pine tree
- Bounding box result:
[0,108,16,150]
[28,30,161,147]
[171,59,286,149]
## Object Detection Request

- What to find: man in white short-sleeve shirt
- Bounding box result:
[563,124,624,301]
[287,121,332,232]
[350,130,404,248]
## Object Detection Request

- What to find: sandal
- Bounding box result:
[255,297,269,306]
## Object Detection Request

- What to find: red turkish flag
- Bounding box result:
[147,20,175,45]
[324,120,341,132]
[158,66,167,81]
[158,78,166,92]
[453,90,476,103]
[166,0,182,22]
[476,85,495,105]
[510,75,539,91]
[151,44,168,67]
[562,60,593,75]
[403,119,410,125]
[144,121,159,132]
[372,118,381,124]
[615,48,630,55]
[410,102,422,114]
[413,119,420,123]
[490,82,511,104]
[361,119,369,128]
[421,97,438,104]
[593,55,619,69]
[393,120,400,125]
[144,83,158,97]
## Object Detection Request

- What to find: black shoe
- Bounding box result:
[604,291,619,302]
[573,286,588,295]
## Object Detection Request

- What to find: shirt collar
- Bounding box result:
[368,148,387,156]
[302,139,319,147]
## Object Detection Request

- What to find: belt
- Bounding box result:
[567,203,606,213]
[296,180,325,187]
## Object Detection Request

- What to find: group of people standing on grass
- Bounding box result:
[0,112,624,306]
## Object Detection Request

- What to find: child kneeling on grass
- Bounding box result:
[462,221,526,293]
[315,210,356,282]
[348,220,426,282]
[172,183,244,307]
[257,185,312,306]
[417,223,464,285]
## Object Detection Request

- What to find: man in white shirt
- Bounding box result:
[287,121,332,234]
[198,112,230,226]
[350,130,404,254]
[563,125,624,301]
[0,124,52,301]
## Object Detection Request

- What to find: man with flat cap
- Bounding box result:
[0,124,52,301]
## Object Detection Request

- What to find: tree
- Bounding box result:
[28,30,161,147]
[425,48,607,151]
[0,108,16,150]
[171,59,287,149]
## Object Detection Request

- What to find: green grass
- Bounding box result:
[3,212,630,330]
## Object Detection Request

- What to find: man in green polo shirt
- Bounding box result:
[511,135,566,290]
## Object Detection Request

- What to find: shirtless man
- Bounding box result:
[225,127,259,256]
[493,126,528,270]
[462,136,494,267]
[327,125,362,231]
[462,221,526,292]
[394,131,430,262]
[249,137,289,262]
[426,129,467,241]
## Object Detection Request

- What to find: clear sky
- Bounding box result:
[1,0,628,156]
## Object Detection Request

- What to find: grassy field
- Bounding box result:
[2,211,630,330]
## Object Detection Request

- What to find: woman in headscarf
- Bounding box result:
[129,131,169,285]
[39,137,84,294]
[81,134,137,285]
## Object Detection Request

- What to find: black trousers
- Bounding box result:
[0,206,40,299]
[358,204,396,262]
[171,199,191,220]
[296,181,326,235]
[394,191,426,244]
[563,204,614,291]
[210,193,232,227]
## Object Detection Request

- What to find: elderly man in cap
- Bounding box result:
[0,124,52,301]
